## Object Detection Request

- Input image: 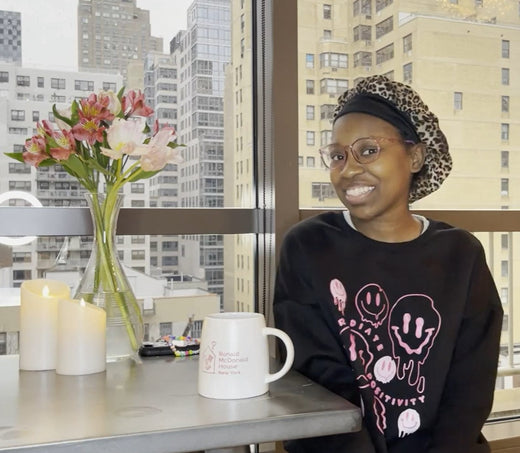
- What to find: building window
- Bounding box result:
[353,51,372,68]
[306,105,315,120]
[0,71,9,82]
[501,95,509,113]
[298,156,303,166]
[131,183,145,193]
[160,322,172,336]
[353,25,371,42]
[501,151,509,169]
[320,52,348,68]
[454,92,463,110]
[475,0,483,5]
[501,233,509,249]
[51,78,66,89]
[312,182,336,199]
[501,68,510,85]
[16,75,30,87]
[501,260,508,277]
[375,43,394,64]
[320,78,348,95]
[320,104,335,120]
[306,156,315,167]
[103,82,117,91]
[323,4,332,19]
[323,29,332,40]
[501,178,509,196]
[306,131,315,146]
[375,16,393,39]
[11,110,25,121]
[75,80,94,91]
[403,33,412,53]
[320,130,332,146]
[376,0,393,12]
[306,80,315,95]
[305,53,314,68]
[32,111,40,122]
[37,77,44,88]
[501,123,509,141]
[403,62,413,83]
[502,40,510,58]
[500,287,508,305]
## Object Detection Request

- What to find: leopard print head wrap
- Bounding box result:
[333,75,452,203]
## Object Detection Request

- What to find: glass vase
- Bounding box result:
[74,192,144,362]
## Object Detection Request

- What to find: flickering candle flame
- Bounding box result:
[42,285,50,297]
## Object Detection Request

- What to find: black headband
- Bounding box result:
[334,93,420,143]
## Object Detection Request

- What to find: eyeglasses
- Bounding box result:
[319,136,415,169]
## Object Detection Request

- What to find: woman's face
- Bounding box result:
[330,112,423,223]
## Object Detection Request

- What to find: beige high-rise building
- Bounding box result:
[226,0,520,348]
[77,0,163,83]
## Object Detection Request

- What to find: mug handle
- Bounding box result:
[263,327,295,384]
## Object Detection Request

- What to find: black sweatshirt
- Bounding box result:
[273,212,503,453]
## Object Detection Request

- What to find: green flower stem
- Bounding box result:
[88,190,142,352]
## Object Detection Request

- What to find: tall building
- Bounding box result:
[170,0,231,304]
[0,10,21,65]
[77,0,163,83]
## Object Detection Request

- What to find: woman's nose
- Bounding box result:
[338,150,364,177]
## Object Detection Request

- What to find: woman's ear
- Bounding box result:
[410,143,426,174]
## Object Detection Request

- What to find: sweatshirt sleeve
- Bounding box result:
[427,246,503,453]
[273,230,377,453]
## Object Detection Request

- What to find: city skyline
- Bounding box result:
[0,0,190,70]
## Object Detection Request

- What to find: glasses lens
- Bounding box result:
[321,145,345,168]
[352,138,380,164]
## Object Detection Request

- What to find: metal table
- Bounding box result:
[0,355,361,453]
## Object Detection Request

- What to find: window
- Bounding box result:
[0,71,9,82]
[375,16,393,39]
[32,111,40,122]
[37,77,44,88]
[103,82,117,91]
[131,183,145,193]
[306,80,315,94]
[312,182,336,199]
[353,25,371,42]
[454,92,463,110]
[501,123,509,141]
[16,75,30,87]
[500,287,508,305]
[320,78,348,95]
[376,0,393,11]
[501,151,509,169]
[306,156,315,167]
[306,131,315,146]
[501,178,509,196]
[320,52,348,68]
[306,105,315,120]
[353,51,372,68]
[159,322,172,336]
[11,110,25,121]
[501,233,509,249]
[323,29,332,40]
[51,78,66,89]
[376,43,394,64]
[403,62,413,83]
[323,4,332,19]
[320,104,335,120]
[305,53,314,68]
[501,260,508,277]
[403,34,412,53]
[502,68,510,85]
[75,80,95,91]
[502,40,510,58]
[502,95,509,113]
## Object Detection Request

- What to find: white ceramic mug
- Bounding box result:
[198,312,295,399]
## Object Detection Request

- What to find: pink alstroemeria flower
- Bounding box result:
[79,93,115,122]
[49,129,76,161]
[23,135,48,167]
[122,90,154,117]
[72,117,105,145]
[134,128,183,171]
[100,118,146,160]
[55,106,73,131]
[36,120,54,138]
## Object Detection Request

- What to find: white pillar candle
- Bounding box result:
[19,279,70,371]
[56,298,106,375]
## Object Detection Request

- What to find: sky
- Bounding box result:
[0,0,191,71]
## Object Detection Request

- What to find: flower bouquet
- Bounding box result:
[6,88,183,359]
